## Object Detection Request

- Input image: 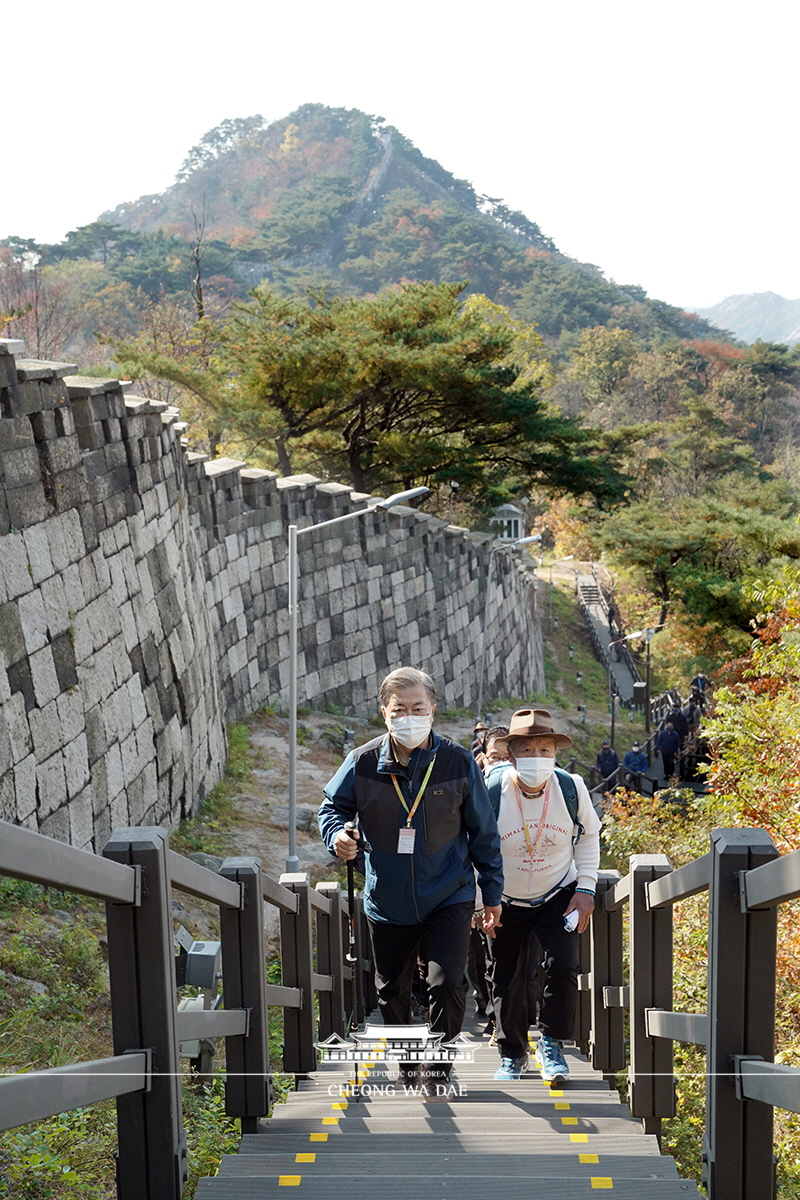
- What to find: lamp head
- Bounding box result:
[377,486,430,511]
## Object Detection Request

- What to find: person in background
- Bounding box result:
[470,725,509,1029]
[319,666,503,1098]
[623,740,649,791]
[484,708,601,1085]
[475,725,511,775]
[683,696,702,735]
[596,739,620,784]
[689,672,712,712]
[656,720,681,782]
[471,721,489,757]
[667,704,689,747]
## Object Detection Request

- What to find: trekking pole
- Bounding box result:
[344,821,361,967]
[343,820,370,1099]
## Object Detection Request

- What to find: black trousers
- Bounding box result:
[368,901,473,1069]
[486,886,578,1059]
[467,927,491,1015]
[662,752,675,780]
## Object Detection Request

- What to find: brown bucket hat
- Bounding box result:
[492,708,573,751]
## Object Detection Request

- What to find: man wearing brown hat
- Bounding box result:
[484,708,601,1084]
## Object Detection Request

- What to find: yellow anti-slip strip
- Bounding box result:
[278,1176,301,1186]
[295,1154,316,1163]
[321,1117,340,1125]
[554,1102,570,1110]
[309,1133,328,1142]
[570,1133,589,1143]
[579,1154,599,1163]
[590,1181,613,1190]
[561,1117,579,1125]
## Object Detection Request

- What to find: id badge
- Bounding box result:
[397,826,416,854]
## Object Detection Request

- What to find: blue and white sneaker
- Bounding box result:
[494,1055,528,1080]
[535,1036,570,1084]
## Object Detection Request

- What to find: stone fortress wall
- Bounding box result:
[0,340,544,851]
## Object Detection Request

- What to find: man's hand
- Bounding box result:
[481,904,503,938]
[334,827,359,861]
[564,891,595,934]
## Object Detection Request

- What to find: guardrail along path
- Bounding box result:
[196,1013,701,1198]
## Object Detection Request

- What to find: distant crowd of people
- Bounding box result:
[592,669,714,793]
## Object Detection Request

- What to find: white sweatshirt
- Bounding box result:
[495,766,601,901]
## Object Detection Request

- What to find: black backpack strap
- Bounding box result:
[554,767,584,845]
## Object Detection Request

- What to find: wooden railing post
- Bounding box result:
[575,918,592,1056]
[628,853,674,1137]
[219,857,271,1133]
[103,827,186,1200]
[703,828,779,1200]
[316,882,348,1039]
[590,870,625,1078]
[279,873,318,1075]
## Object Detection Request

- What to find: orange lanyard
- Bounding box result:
[514,780,550,858]
[391,758,437,827]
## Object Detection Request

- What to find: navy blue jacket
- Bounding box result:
[657,728,681,755]
[318,731,503,925]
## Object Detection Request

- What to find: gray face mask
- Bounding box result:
[514,757,555,789]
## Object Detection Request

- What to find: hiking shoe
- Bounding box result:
[494,1055,528,1080]
[535,1036,570,1084]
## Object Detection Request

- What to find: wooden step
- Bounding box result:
[219,1151,681,1178]
[195,1176,702,1197]
[239,1133,665,1156]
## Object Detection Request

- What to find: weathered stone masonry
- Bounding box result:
[0,341,544,850]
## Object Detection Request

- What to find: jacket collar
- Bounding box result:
[377,730,441,775]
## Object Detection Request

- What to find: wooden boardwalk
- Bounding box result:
[196,1013,701,1198]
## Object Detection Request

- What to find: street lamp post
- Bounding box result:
[476,534,541,721]
[286,486,429,870]
[610,627,656,735]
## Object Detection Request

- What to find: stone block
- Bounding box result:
[38,806,70,843]
[22,524,54,584]
[18,589,50,654]
[1,531,34,600]
[4,446,41,489]
[0,770,14,822]
[7,482,51,529]
[37,749,66,817]
[29,645,60,707]
[14,752,37,820]
[51,632,78,691]
[0,601,26,665]
[68,787,93,849]
[7,657,35,712]
[29,699,63,763]
[64,732,90,798]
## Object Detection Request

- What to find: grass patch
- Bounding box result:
[171,724,252,857]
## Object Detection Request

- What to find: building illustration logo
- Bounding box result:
[316,1023,477,1064]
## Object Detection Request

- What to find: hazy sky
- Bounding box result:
[5,0,798,310]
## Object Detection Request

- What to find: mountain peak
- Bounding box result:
[695,292,800,345]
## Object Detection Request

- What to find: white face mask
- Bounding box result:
[514,757,555,790]
[387,714,433,750]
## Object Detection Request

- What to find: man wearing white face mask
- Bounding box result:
[319,666,503,1095]
[484,708,601,1085]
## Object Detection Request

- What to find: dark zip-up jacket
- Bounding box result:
[318,731,503,925]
